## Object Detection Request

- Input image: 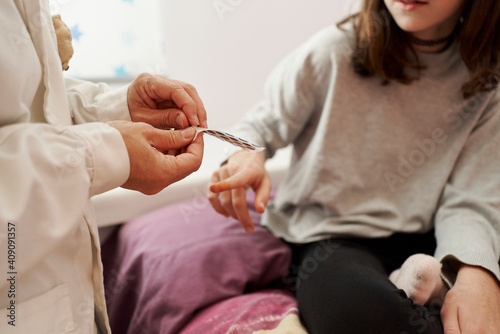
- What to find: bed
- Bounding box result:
[95,143,309,333]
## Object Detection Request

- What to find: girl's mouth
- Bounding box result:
[400,0,427,3]
[396,0,427,11]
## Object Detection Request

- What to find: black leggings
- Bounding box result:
[289,231,444,334]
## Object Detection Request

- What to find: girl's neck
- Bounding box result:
[410,34,455,53]
[409,22,461,53]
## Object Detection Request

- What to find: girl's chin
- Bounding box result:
[393,20,430,35]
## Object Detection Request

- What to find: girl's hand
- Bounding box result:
[441,264,500,334]
[208,150,271,233]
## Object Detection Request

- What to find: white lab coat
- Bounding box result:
[0,0,131,333]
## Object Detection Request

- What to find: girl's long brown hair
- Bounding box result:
[339,0,500,98]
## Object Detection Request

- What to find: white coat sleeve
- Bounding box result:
[65,77,132,124]
[0,122,130,206]
[0,122,129,297]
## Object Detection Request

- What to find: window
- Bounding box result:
[50,0,166,83]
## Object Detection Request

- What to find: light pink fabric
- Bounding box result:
[180,289,299,334]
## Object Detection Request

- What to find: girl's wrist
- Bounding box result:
[456,264,500,288]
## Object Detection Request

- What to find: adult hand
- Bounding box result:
[127,73,208,129]
[108,121,204,195]
[441,264,500,334]
[208,150,271,233]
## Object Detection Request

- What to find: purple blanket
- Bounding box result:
[101,192,293,333]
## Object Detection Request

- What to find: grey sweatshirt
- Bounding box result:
[229,24,500,282]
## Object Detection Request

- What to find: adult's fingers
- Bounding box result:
[177,132,204,169]
[109,121,203,195]
[151,76,201,127]
[170,79,208,128]
[148,127,196,152]
[152,108,190,130]
[157,100,178,109]
[156,133,204,187]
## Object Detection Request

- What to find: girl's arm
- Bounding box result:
[434,90,500,332]
[223,26,341,160]
[207,26,342,227]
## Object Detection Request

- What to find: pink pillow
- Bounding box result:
[102,192,292,334]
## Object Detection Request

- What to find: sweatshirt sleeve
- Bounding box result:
[434,91,500,286]
[226,26,340,159]
[65,77,131,124]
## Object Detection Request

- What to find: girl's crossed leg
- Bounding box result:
[290,232,444,334]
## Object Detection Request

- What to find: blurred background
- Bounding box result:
[51,0,363,226]
[52,0,360,130]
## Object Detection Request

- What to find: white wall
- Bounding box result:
[161,0,360,130]
[93,1,363,226]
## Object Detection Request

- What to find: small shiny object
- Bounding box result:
[194,127,265,152]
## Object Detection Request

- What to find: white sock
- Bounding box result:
[389,254,447,306]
